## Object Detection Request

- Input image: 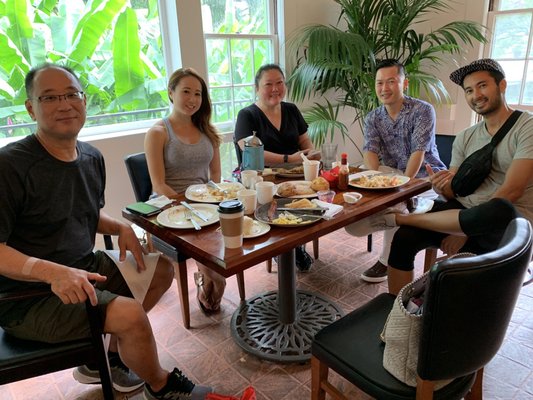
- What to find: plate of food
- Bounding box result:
[156,204,219,229]
[272,164,305,178]
[185,182,244,203]
[254,198,324,227]
[276,176,330,198]
[243,216,271,238]
[348,171,410,190]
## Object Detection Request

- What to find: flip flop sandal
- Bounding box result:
[194,272,219,315]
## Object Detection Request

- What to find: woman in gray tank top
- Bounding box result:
[145,68,225,314]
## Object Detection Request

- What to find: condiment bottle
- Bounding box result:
[337,152,349,190]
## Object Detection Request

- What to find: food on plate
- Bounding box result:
[350,174,404,188]
[272,212,303,225]
[311,176,329,191]
[191,183,242,201]
[275,165,304,174]
[286,198,316,208]
[243,216,255,236]
[277,182,315,197]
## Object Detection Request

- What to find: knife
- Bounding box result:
[276,207,326,215]
[180,201,209,222]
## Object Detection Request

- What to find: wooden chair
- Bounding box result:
[0,235,116,399]
[311,218,532,400]
[124,152,246,328]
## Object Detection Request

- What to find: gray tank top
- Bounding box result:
[162,117,213,193]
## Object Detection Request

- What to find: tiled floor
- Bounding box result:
[1,230,532,399]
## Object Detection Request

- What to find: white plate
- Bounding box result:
[244,220,271,238]
[348,171,410,190]
[276,180,317,198]
[254,199,323,227]
[185,182,244,203]
[157,204,219,229]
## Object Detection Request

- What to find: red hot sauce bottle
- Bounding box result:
[337,153,349,190]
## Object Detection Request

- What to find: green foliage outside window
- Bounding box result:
[0,0,167,138]
[202,0,274,128]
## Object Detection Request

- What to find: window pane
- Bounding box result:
[491,13,531,59]
[498,0,533,11]
[201,0,270,34]
[521,62,533,104]
[0,0,167,138]
[231,39,253,84]
[499,60,525,103]
[206,38,231,87]
[211,87,234,124]
[254,39,273,71]
[234,85,255,117]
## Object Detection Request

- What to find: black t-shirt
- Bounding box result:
[0,135,106,292]
[234,102,308,155]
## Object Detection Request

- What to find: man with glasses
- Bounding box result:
[0,63,212,400]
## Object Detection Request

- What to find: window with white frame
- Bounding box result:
[486,0,533,108]
[0,0,168,140]
[200,0,278,134]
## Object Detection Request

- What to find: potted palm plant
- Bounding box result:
[286,0,486,152]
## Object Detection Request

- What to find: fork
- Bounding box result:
[185,210,202,230]
[207,180,230,197]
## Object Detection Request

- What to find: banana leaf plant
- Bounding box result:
[0,0,167,138]
[286,0,487,152]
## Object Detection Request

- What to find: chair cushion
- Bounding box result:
[312,293,475,400]
[0,328,95,384]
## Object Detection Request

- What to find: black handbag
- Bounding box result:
[451,110,522,197]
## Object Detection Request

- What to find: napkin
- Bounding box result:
[312,199,343,220]
[145,195,173,208]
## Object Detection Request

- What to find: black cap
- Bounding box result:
[449,58,506,86]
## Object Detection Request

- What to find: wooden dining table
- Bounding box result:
[122,174,431,363]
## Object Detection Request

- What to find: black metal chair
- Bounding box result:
[0,236,116,399]
[311,218,532,400]
[124,152,246,328]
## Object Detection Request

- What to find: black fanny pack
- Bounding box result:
[451,110,522,197]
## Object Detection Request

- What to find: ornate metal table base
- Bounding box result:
[231,289,344,362]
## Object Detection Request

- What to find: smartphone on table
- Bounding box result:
[126,202,161,217]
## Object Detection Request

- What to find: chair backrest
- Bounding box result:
[435,134,454,168]
[124,152,152,202]
[233,135,243,167]
[418,218,532,381]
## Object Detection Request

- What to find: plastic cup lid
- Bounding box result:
[218,200,244,213]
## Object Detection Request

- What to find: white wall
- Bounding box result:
[93,0,487,220]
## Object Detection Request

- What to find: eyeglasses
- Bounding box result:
[34,91,85,104]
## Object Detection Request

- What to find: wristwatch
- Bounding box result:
[283,154,288,163]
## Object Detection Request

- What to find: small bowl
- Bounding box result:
[317,189,336,203]
[343,192,362,204]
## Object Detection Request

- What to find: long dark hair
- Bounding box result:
[167,68,220,147]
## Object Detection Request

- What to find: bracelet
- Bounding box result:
[283,154,288,163]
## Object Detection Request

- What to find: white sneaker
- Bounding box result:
[345,208,399,236]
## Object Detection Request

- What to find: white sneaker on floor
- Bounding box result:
[345,208,399,237]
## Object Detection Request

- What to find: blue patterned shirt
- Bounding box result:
[363,96,445,177]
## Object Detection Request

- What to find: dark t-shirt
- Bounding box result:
[0,135,106,292]
[234,102,308,155]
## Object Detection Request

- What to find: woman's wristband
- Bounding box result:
[283,154,288,163]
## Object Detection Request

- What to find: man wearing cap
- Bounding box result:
[364,58,533,294]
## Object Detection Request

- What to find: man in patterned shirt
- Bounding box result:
[346,59,445,283]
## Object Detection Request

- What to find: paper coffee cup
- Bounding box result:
[217,200,245,248]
